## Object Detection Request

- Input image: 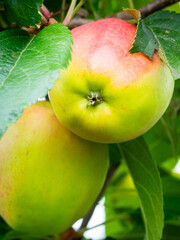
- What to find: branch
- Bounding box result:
[110,0,179,19]
[68,18,93,29]
[78,162,119,231]
[141,0,179,18]
[68,0,179,28]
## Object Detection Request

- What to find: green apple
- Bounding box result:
[49,18,174,143]
[0,102,109,236]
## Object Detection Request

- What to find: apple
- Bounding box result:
[0,101,109,236]
[49,18,174,143]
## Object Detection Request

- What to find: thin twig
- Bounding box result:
[79,212,131,235]
[78,162,119,231]
[50,5,69,18]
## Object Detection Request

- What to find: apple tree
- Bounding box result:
[0,0,180,240]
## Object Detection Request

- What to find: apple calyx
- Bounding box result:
[87,91,103,107]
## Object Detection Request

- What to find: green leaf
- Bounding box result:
[118,137,164,240]
[130,18,157,58]
[3,0,43,27]
[0,23,72,138]
[130,11,180,80]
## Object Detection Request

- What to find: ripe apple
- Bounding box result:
[49,18,174,143]
[0,102,109,236]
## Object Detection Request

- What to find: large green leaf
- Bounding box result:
[0,23,72,138]
[119,137,164,240]
[130,11,180,79]
[3,0,42,27]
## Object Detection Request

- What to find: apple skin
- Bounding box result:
[49,18,174,143]
[0,101,109,236]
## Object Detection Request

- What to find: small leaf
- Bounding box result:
[119,137,164,240]
[4,0,42,27]
[0,23,72,137]
[129,18,157,59]
[130,11,180,79]
[124,9,140,23]
[144,11,180,79]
